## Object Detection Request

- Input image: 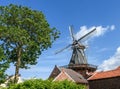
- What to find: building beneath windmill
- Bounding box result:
[88,66,120,89]
[49,26,97,86]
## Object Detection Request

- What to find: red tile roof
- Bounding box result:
[88,66,120,80]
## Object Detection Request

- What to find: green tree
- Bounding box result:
[0,46,9,84]
[0,4,60,83]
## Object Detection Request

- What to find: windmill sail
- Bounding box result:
[69,26,76,41]
[78,28,96,41]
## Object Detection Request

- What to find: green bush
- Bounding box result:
[51,80,86,89]
[7,79,86,89]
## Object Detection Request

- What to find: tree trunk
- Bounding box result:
[14,47,22,83]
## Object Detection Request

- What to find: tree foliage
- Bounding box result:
[7,79,86,89]
[0,46,9,84]
[0,4,60,83]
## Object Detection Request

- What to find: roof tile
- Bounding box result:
[60,68,88,84]
[88,66,120,80]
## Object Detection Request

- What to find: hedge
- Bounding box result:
[7,79,86,89]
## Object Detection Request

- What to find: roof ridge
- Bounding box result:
[116,66,120,70]
[87,72,97,80]
[55,65,62,71]
[98,66,120,73]
[88,66,120,80]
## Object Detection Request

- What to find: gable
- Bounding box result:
[53,68,88,84]
[49,65,61,79]
[53,70,74,82]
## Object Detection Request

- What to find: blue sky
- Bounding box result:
[0,0,120,79]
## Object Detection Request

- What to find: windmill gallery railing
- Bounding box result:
[60,64,97,69]
[69,64,97,69]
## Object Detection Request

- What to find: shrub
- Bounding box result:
[8,79,86,89]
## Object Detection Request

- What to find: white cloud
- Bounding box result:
[110,25,115,30]
[75,25,115,42]
[97,48,109,53]
[97,46,120,71]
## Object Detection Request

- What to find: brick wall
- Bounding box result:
[88,77,120,89]
[54,71,73,81]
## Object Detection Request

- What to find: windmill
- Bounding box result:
[55,25,97,79]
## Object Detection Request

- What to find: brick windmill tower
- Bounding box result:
[55,26,97,79]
